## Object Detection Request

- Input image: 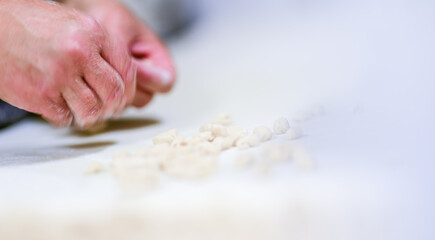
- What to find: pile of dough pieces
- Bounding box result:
[86,113,311,188]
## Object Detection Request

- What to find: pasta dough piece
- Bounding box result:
[200,123,228,137]
[107,113,313,187]
[227,125,248,146]
[253,126,272,142]
[285,127,304,140]
[212,136,233,150]
[273,117,290,134]
[190,131,214,145]
[236,135,260,149]
[153,129,178,145]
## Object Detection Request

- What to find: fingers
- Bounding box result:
[40,97,73,128]
[100,37,136,113]
[131,87,153,108]
[44,55,128,128]
[83,55,125,119]
[1,87,74,128]
[62,77,102,129]
[130,35,176,94]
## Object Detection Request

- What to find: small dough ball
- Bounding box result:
[85,161,104,175]
[171,137,189,148]
[200,123,228,137]
[153,129,178,145]
[227,125,248,146]
[212,136,233,150]
[236,135,260,149]
[273,117,290,134]
[285,127,304,140]
[253,126,272,142]
[191,131,214,144]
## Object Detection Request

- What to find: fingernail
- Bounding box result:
[143,60,173,86]
[157,68,172,86]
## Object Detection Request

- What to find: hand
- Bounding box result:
[66,0,176,108]
[0,0,136,129]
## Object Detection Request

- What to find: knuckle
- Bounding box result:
[39,85,56,100]
[80,16,104,40]
[43,99,72,127]
[58,15,103,59]
[60,35,87,59]
[54,112,73,127]
[75,91,101,120]
[108,76,124,101]
[82,93,101,115]
[101,71,124,103]
[83,17,102,33]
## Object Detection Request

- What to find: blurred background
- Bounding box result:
[0,0,434,239]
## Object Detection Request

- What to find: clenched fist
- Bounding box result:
[0,0,136,129]
[63,0,177,108]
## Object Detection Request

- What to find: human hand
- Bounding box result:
[66,0,176,108]
[0,0,136,129]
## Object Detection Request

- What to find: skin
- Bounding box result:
[0,0,175,129]
[61,0,176,107]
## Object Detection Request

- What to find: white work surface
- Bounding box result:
[0,0,434,239]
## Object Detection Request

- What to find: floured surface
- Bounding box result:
[0,109,428,239]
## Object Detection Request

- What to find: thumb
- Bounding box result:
[131,39,176,93]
